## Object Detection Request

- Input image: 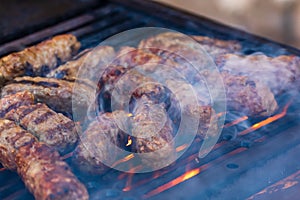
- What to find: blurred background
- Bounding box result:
[154,0,300,49]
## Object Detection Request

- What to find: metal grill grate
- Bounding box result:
[0,1,300,199]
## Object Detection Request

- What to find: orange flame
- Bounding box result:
[142,148,246,198]
[176,144,189,152]
[239,102,290,136]
[217,112,227,117]
[224,116,248,128]
[123,165,142,192]
[123,169,135,192]
[126,136,132,146]
[248,169,300,200]
[143,168,200,198]
[112,153,134,168]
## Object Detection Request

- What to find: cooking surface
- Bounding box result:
[0,1,300,200]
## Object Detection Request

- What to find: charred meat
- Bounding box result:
[114,46,164,70]
[47,46,115,81]
[131,96,175,170]
[0,119,35,171]
[216,54,300,96]
[0,119,88,200]
[5,103,78,154]
[72,110,129,175]
[138,32,241,62]
[1,76,95,116]
[98,65,168,112]
[165,78,219,138]
[0,34,80,85]
[0,91,34,118]
[139,33,278,117]
[201,71,278,117]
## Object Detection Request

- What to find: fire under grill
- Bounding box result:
[0,0,300,199]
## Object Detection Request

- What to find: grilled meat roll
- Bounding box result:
[1,76,95,116]
[132,96,175,170]
[0,119,88,200]
[98,65,168,112]
[138,32,241,61]
[72,110,129,175]
[0,91,34,117]
[217,71,278,116]
[0,119,35,170]
[5,103,78,154]
[216,54,300,96]
[0,34,80,85]
[47,46,115,81]
[139,33,278,117]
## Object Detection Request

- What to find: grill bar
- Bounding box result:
[248,170,300,200]
[0,4,118,56]
[148,123,300,200]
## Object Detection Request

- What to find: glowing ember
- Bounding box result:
[123,165,143,192]
[248,170,300,200]
[143,168,200,198]
[112,153,134,168]
[140,148,246,198]
[123,168,135,192]
[224,116,248,128]
[126,136,132,146]
[239,102,290,136]
[153,171,162,179]
[217,112,227,117]
[213,141,227,150]
[129,169,170,189]
[176,144,189,152]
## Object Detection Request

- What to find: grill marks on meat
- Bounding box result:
[138,32,279,117]
[5,103,78,154]
[216,54,300,96]
[16,142,88,200]
[0,34,80,85]
[0,120,35,170]
[0,91,34,118]
[0,119,88,200]
[47,46,115,81]
[1,76,95,116]
[72,111,129,175]
[0,32,290,188]
[132,96,175,170]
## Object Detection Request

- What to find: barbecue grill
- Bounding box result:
[0,0,300,199]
